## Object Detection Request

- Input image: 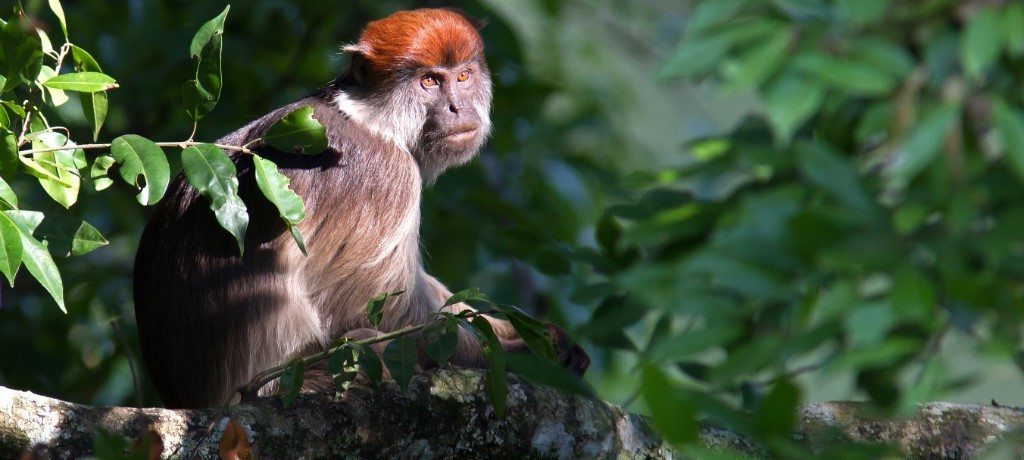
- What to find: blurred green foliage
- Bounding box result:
[4,0,1024,456]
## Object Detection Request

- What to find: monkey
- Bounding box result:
[133,8,589,409]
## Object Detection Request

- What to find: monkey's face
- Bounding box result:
[412,58,493,182]
[337,8,494,183]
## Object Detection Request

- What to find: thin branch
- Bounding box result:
[109,317,143,409]
[914,320,952,385]
[17,108,32,146]
[18,140,257,156]
[53,42,71,74]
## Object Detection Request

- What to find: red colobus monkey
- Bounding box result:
[133,8,588,409]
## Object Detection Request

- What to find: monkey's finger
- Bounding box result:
[568,345,590,376]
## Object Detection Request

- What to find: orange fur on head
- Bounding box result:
[344,8,483,73]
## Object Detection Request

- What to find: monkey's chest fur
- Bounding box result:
[133,96,434,408]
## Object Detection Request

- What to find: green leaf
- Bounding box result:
[351,342,383,385]
[1005,4,1024,56]
[288,226,306,256]
[0,99,9,129]
[470,316,507,418]
[47,0,68,41]
[253,155,306,253]
[4,210,64,312]
[506,354,595,398]
[81,92,108,142]
[444,287,489,307]
[327,343,360,390]
[793,52,897,96]
[424,317,459,366]
[891,267,936,321]
[89,154,115,191]
[661,18,783,80]
[493,303,557,360]
[961,8,1002,81]
[30,132,80,208]
[279,358,304,407]
[36,66,68,107]
[709,336,782,384]
[763,72,825,144]
[69,47,107,140]
[91,429,131,460]
[71,45,101,71]
[992,99,1024,183]
[0,128,15,181]
[39,30,56,56]
[181,143,248,255]
[365,291,404,328]
[383,335,418,391]
[836,0,890,26]
[184,6,229,121]
[0,175,16,210]
[686,0,750,34]
[1,101,25,119]
[721,27,792,91]
[755,378,801,436]
[795,141,874,215]
[263,106,329,155]
[34,214,108,257]
[42,71,118,92]
[182,80,214,122]
[190,6,230,58]
[19,156,72,187]
[850,37,915,79]
[648,325,742,363]
[2,17,43,92]
[659,36,731,79]
[642,366,697,445]
[596,212,622,256]
[110,135,170,205]
[0,211,22,286]
[888,104,960,183]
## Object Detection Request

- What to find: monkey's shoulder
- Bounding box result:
[223,96,405,172]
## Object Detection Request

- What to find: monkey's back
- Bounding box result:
[133,95,424,408]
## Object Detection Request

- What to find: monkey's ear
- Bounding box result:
[341,43,369,55]
[341,43,370,86]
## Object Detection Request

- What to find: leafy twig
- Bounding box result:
[237,309,489,400]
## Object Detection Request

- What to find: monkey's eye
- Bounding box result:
[420,75,439,89]
[457,70,471,82]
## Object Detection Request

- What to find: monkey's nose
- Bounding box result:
[448,102,461,113]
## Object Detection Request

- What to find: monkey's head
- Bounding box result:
[338,8,493,183]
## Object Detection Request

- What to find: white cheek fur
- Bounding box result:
[335,90,425,155]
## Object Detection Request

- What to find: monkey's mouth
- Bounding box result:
[444,126,478,143]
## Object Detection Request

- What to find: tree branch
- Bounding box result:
[1,370,1022,459]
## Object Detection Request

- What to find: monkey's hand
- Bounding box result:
[547,324,590,376]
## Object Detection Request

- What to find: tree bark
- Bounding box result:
[0,369,1021,459]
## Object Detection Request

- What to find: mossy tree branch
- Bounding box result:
[2,370,1022,459]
